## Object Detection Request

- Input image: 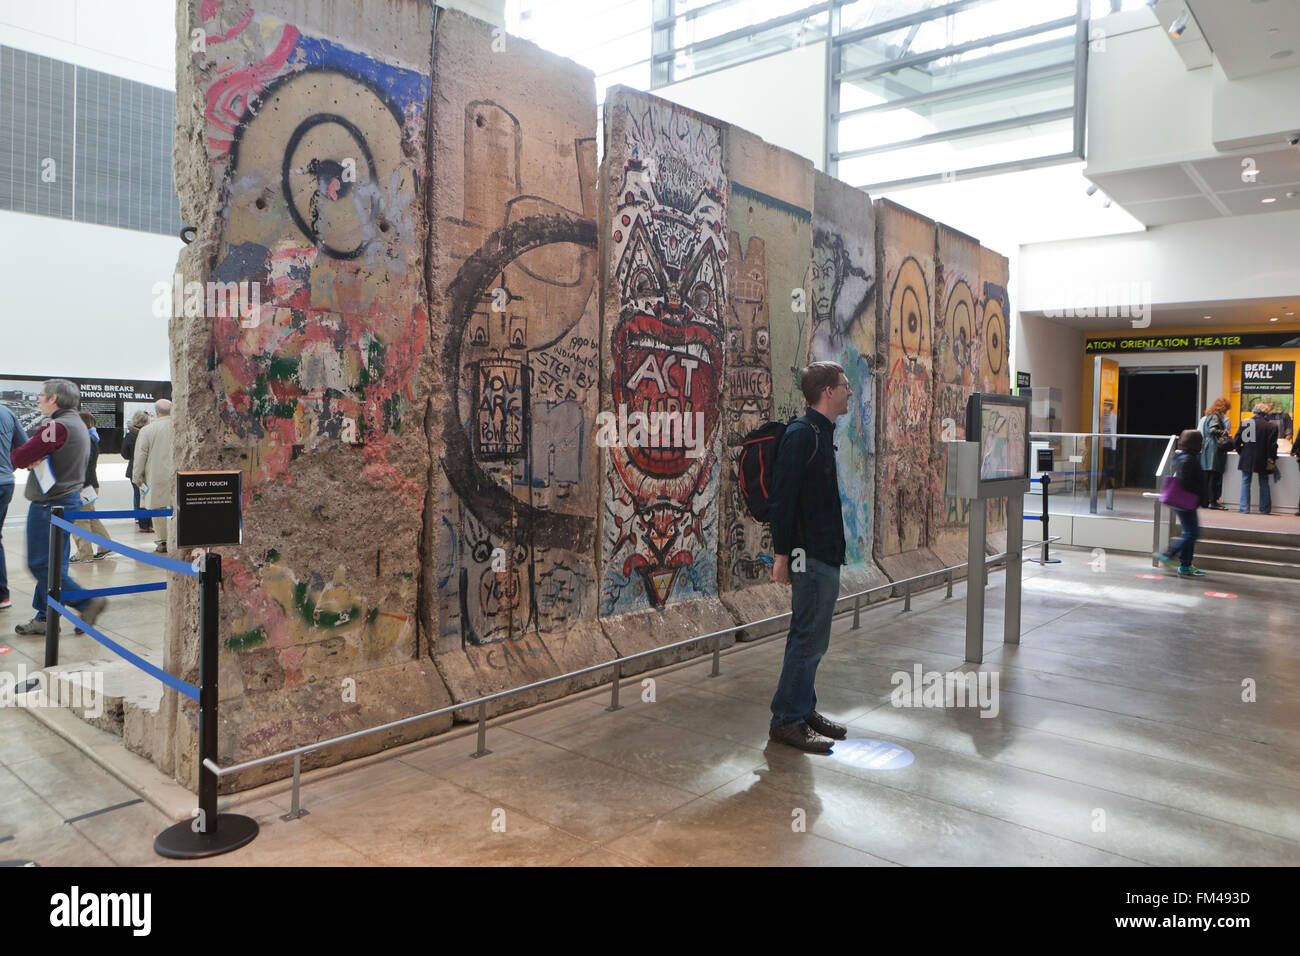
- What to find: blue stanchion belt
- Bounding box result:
[64,508,172,521]
[50,516,198,577]
[46,598,199,702]
[61,582,168,602]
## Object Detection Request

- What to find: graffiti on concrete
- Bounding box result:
[601,94,726,614]
[436,98,600,645]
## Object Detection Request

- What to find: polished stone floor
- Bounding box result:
[2,521,1299,866]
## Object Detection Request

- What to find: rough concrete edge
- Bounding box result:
[597,596,739,674]
[718,583,790,640]
[441,621,620,723]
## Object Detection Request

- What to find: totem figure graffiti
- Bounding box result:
[720,229,775,590]
[601,91,727,614]
[716,133,813,593]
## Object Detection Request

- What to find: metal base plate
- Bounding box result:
[154,813,259,859]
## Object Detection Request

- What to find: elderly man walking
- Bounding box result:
[9,379,107,635]
[133,399,174,553]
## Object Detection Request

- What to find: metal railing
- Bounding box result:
[203,535,1059,819]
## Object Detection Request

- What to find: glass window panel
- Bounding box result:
[837,113,1073,186]
[838,67,1074,149]
[664,0,824,48]
[668,11,828,80]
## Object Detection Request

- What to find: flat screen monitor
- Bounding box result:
[965,392,1030,495]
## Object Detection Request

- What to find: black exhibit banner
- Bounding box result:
[0,374,171,454]
[175,471,243,549]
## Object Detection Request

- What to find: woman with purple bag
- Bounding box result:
[1154,429,1207,576]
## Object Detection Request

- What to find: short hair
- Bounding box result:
[1177,429,1203,454]
[800,361,845,404]
[77,410,96,429]
[154,398,172,417]
[1252,402,1269,414]
[130,410,152,428]
[42,379,79,409]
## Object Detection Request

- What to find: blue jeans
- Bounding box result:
[1166,507,1199,568]
[1240,472,1272,514]
[771,557,841,727]
[26,492,87,619]
[132,482,151,529]
[0,481,13,601]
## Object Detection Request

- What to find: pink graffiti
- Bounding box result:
[205,24,299,160]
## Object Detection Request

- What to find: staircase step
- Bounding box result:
[1189,555,1300,580]
[1197,525,1300,548]
[1197,540,1300,564]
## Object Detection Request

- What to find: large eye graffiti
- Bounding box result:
[984,293,1006,376]
[231,68,409,261]
[944,279,975,376]
[890,256,930,360]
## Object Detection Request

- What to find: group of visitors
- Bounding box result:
[1154,398,1288,576]
[0,378,173,636]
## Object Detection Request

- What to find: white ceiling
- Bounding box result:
[1022,295,1300,331]
[1186,0,1300,79]
[1088,141,1300,225]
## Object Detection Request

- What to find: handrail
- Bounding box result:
[203,535,1060,781]
[1154,434,1179,478]
[1030,431,1179,441]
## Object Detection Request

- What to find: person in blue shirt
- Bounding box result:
[767,361,851,753]
[0,402,30,610]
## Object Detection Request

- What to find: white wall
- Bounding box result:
[1017,207,1300,313]
[1085,11,1216,175]
[0,210,180,380]
[1016,311,1084,432]
[0,0,175,88]
[654,41,826,171]
[1212,61,1300,151]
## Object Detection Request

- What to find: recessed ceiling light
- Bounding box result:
[1204,314,1212,319]
[1271,317,1279,322]
[1262,196,1278,203]
[1271,49,1294,59]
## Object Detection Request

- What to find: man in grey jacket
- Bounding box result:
[8,380,107,635]
[0,401,28,611]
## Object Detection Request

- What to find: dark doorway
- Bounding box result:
[1118,368,1200,487]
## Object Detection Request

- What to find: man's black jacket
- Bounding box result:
[768,408,846,567]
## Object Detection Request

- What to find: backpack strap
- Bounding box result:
[792,416,821,466]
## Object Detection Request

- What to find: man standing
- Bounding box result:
[767,361,850,753]
[1235,402,1279,515]
[133,399,174,553]
[9,379,107,634]
[0,401,29,611]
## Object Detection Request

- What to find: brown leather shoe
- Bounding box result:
[805,711,847,740]
[769,721,833,754]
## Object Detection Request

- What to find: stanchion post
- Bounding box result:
[852,595,860,630]
[154,549,259,858]
[197,550,220,832]
[1038,474,1061,564]
[44,505,64,668]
